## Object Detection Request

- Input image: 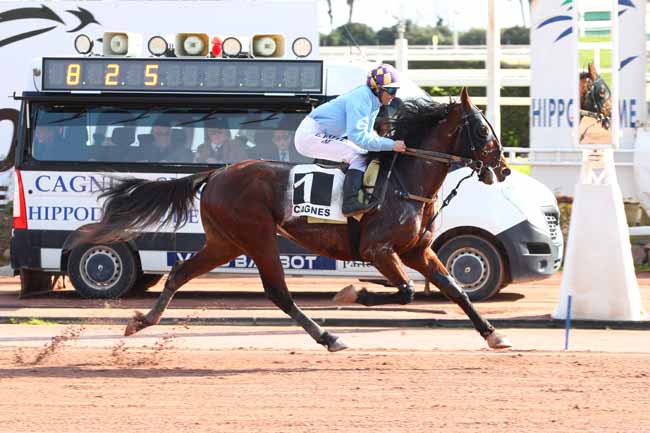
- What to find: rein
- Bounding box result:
[403,147,483,171]
[391,146,482,207]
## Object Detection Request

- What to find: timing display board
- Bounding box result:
[41,57,323,94]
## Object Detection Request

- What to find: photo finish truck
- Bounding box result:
[3,0,562,301]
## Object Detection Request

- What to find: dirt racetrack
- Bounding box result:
[1,273,649,432]
[1,342,649,433]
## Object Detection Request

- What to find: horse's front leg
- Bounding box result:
[400,247,512,349]
[334,247,415,306]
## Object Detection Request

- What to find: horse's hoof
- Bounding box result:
[486,331,512,349]
[333,285,358,304]
[124,311,150,336]
[327,336,349,352]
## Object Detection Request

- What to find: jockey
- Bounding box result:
[294,64,407,217]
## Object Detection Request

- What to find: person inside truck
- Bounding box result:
[32,124,64,161]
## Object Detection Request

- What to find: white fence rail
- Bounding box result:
[321,43,650,98]
[502,147,636,167]
[320,45,531,63]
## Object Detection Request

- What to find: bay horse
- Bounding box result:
[81,88,513,352]
[580,63,612,129]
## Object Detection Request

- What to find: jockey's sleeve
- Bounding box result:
[345,95,395,152]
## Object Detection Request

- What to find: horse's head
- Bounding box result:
[393,90,510,185]
[447,88,511,185]
[580,63,611,129]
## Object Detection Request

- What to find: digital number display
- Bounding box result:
[42,58,323,94]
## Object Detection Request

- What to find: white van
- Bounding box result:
[10,55,562,301]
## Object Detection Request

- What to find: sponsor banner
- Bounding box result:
[290,164,346,221]
[337,260,375,271]
[21,171,203,231]
[167,252,338,271]
[530,0,579,150]
[617,0,646,143]
[531,0,646,150]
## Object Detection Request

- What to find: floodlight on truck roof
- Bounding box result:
[221,36,247,57]
[147,35,169,57]
[73,34,94,55]
[291,37,312,58]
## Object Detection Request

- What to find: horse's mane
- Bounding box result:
[392,98,456,148]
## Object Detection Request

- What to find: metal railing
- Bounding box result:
[502,147,636,167]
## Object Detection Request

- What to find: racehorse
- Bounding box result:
[80,88,513,352]
[580,63,612,129]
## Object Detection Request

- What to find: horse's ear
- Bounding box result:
[588,63,597,80]
[460,87,471,108]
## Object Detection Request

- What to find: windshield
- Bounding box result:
[30,104,311,165]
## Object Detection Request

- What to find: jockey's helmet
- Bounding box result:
[367,64,400,92]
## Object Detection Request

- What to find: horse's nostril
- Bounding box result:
[502,168,512,177]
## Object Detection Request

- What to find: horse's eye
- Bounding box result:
[599,89,606,96]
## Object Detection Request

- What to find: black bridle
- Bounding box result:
[381,103,504,232]
[581,74,611,129]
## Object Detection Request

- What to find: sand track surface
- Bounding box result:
[1,326,649,433]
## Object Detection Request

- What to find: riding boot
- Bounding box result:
[342,169,375,217]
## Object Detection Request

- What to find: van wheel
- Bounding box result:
[437,235,505,302]
[67,243,137,299]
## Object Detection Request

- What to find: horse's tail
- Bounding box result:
[76,170,215,246]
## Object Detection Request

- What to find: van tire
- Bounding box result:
[67,243,137,299]
[437,235,505,302]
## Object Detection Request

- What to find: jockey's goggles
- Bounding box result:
[383,86,399,95]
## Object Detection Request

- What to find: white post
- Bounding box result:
[553,0,645,321]
[395,9,408,74]
[486,0,501,137]
[395,38,408,73]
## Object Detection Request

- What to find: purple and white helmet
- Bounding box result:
[367,64,400,91]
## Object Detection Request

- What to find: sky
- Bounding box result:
[317,0,531,33]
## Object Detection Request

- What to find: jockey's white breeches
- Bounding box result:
[294,117,368,171]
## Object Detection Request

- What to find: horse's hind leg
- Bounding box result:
[242,233,347,352]
[400,248,511,349]
[124,239,241,336]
